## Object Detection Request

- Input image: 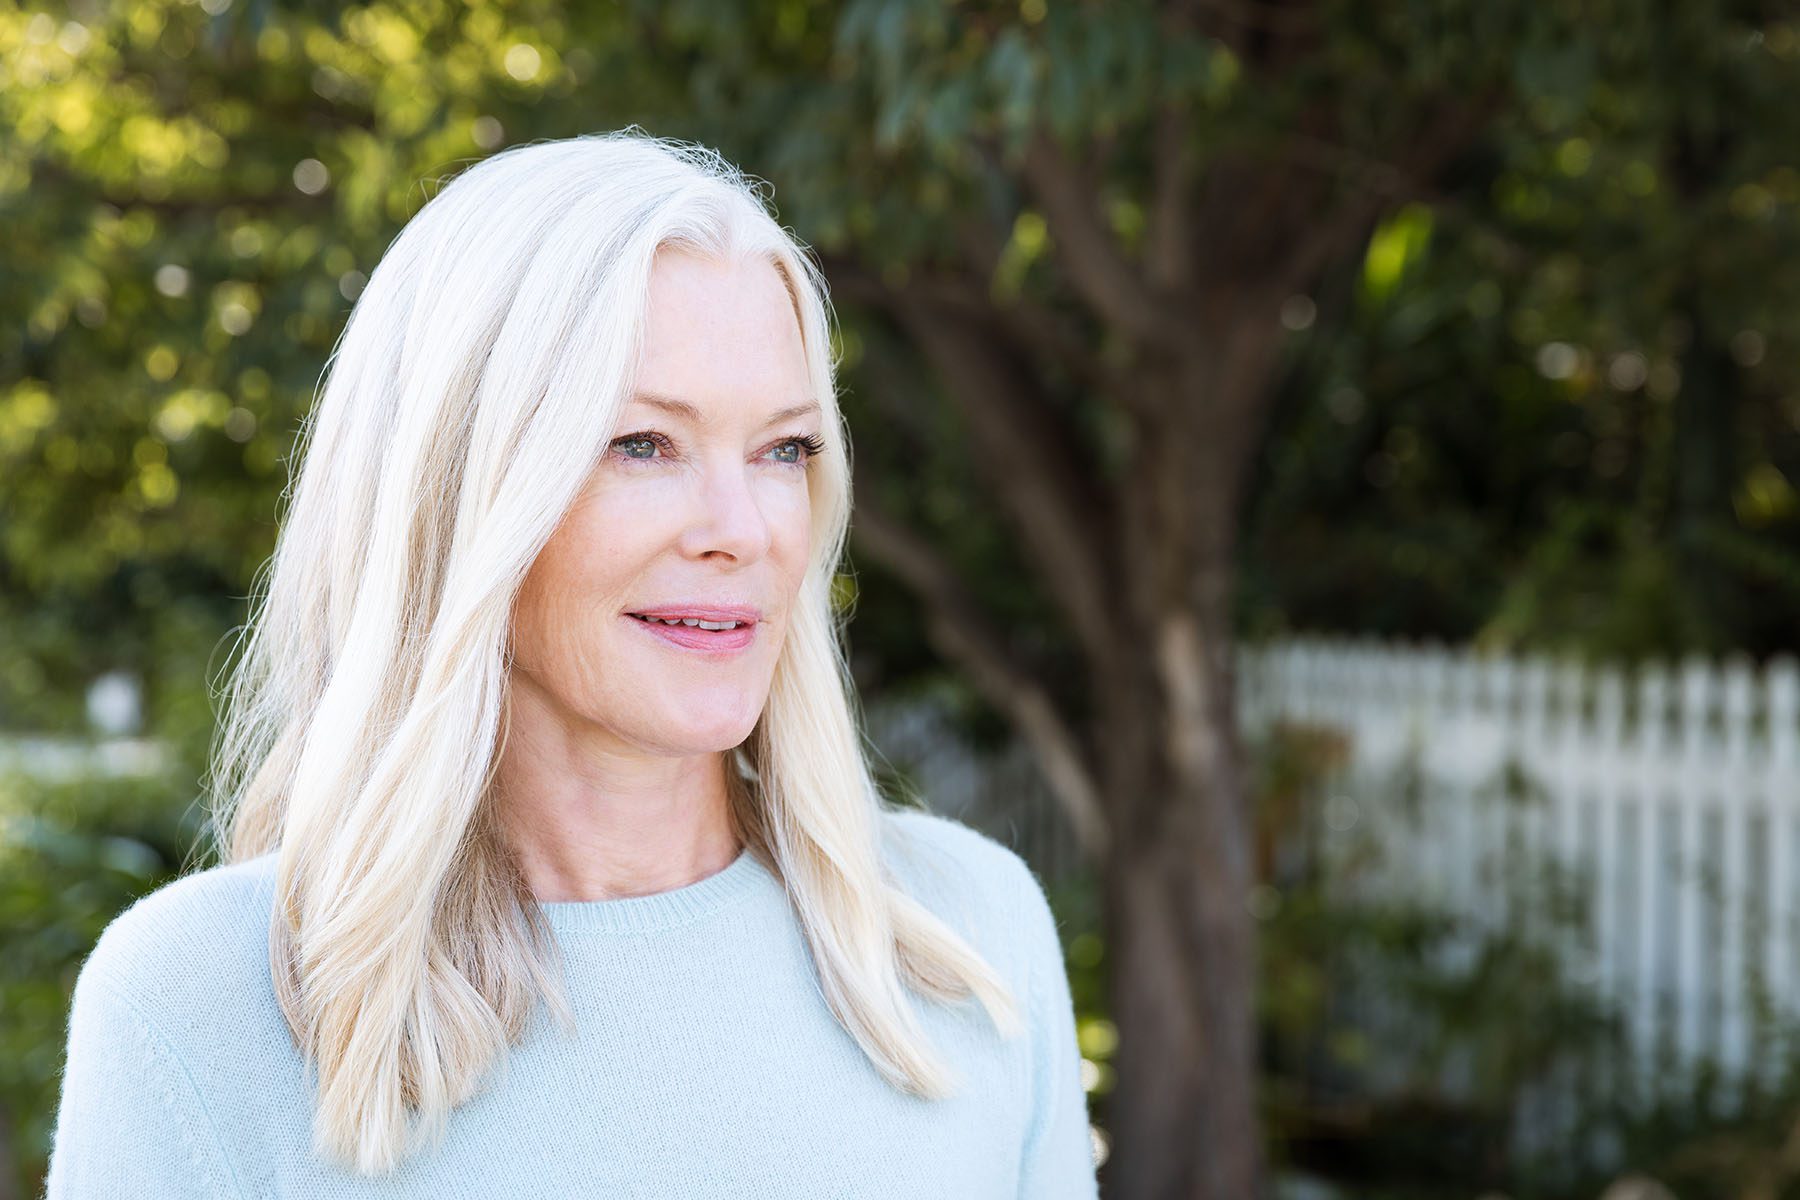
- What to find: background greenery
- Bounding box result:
[5,0,1800,1196]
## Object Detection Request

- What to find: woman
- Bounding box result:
[45,130,1099,1197]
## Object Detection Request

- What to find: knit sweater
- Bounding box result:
[44,807,1100,1198]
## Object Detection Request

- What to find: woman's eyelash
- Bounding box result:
[784,433,827,462]
[609,430,676,460]
[608,430,826,467]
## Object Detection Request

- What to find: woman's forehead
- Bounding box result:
[633,253,812,423]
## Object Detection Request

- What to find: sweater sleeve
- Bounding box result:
[44,962,241,1199]
[1013,861,1101,1200]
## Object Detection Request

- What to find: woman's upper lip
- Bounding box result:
[626,604,762,623]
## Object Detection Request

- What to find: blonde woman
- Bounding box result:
[45,130,1099,1198]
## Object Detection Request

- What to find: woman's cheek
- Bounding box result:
[761,473,813,529]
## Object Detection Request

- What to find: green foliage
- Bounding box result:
[1242,717,1800,1200]
[7,0,1799,724]
[1245,0,1800,662]
[0,765,204,1195]
[1480,499,1719,660]
[1250,724,1610,1197]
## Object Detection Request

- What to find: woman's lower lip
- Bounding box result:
[623,614,757,654]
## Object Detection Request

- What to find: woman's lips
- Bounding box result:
[623,612,757,655]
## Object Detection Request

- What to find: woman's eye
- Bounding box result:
[610,431,822,466]
[769,434,826,466]
[611,432,670,461]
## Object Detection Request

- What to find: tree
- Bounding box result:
[625,3,1797,1194]
[661,4,1537,1194]
[8,1,1800,1197]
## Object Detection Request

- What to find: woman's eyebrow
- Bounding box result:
[629,392,821,428]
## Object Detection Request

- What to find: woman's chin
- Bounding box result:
[635,700,764,752]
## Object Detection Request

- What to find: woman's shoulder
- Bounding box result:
[876,805,1041,943]
[879,803,1028,881]
[50,855,288,1196]
[73,851,281,1029]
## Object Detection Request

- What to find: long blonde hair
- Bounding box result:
[205,129,1021,1175]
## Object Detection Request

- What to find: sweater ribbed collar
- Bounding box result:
[534,844,768,935]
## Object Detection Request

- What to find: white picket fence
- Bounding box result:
[1235,634,1800,1109]
[870,636,1800,1117]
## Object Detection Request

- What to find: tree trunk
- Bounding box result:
[1101,708,1263,1198]
[1096,348,1267,1199]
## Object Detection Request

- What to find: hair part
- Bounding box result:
[204,128,1021,1175]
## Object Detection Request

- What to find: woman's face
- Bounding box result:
[509,248,820,757]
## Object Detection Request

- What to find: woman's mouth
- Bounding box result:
[623,612,758,655]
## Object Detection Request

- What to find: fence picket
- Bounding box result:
[1229,637,1800,1104]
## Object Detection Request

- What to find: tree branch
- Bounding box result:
[1275,128,1531,261]
[848,484,1110,859]
[882,286,1122,685]
[1016,127,1192,348]
[830,242,1118,398]
[1147,100,1197,293]
[1274,87,1507,292]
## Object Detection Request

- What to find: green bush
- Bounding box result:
[0,765,206,1197]
[1249,719,1800,1200]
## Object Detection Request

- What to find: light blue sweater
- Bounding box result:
[45,807,1100,1198]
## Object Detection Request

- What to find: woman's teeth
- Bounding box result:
[632,614,742,630]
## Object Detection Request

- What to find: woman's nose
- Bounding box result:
[680,460,774,563]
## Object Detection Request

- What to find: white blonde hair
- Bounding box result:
[205,128,1021,1175]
